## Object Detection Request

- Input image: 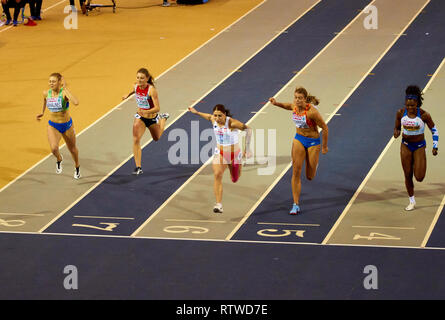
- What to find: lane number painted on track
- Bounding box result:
[257,229,305,238]
[0,218,26,227]
[163,226,209,234]
[353,232,401,241]
[72,222,119,232]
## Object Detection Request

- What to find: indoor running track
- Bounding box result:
[1,0,445,299]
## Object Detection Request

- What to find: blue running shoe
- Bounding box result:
[289,203,300,215]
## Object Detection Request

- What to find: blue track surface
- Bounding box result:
[44,0,370,236]
[1,233,445,299]
[233,0,445,244]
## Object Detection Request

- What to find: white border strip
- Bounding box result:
[1,229,445,251]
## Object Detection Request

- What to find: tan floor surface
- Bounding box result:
[0,0,263,188]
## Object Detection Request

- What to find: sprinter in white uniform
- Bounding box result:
[188,104,252,213]
[394,85,439,211]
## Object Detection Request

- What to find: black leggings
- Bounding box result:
[2,0,24,21]
[29,0,42,17]
[69,0,85,5]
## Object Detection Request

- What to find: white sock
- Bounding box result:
[409,196,415,204]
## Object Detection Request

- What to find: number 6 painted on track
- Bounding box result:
[0,218,26,227]
[163,226,209,234]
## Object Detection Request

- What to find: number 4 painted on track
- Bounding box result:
[353,232,401,241]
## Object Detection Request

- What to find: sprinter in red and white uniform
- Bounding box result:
[188,104,252,214]
[123,68,169,175]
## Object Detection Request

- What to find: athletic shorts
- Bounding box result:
[214,147,242,183]
[294,133,320,149]
[48,118,73,134]
[135,114,159,128]
[402,139,426,152]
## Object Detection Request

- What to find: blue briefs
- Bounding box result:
[49,118,73,134]
[402,139,426,152]
[294,133,321,149]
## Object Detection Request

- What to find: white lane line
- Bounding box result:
[73,215,135,220]
[258,222,320,227]
[131,0,322,237]
[165,219,227,224]
[351,226,416,230]
[322,54,443,245]
[422,194,445,247]
[0,212,45,216]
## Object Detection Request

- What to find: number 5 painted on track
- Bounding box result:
[257,229,305,238]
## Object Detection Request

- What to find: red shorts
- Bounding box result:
[215,147,242,183]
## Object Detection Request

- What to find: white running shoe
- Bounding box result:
[162,2,171,7]
[74,167,81,180]
[159,112,170,120]
[56,156,63,174]
[213,203,223,214]
[405,202,416,211]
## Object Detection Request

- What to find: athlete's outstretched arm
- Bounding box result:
[122,87,135,100]
[188,107,212,121]
[269,97,293,110]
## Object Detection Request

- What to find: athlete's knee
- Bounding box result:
[415,174,425,182]
[214,171,223,180]
[68,146,78,155]
[50,146,59,155]
[152,135,160,141]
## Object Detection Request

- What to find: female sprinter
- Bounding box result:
[269,86,328,215]
[188,104,252,213]
[123,68,169,175]
[394,85,439,211]
[36,73,81,179]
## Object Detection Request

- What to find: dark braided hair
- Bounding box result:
[405,85,423,107]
